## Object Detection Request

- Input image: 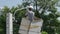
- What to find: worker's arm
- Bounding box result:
[25,12,28,17]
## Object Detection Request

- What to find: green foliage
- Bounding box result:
[11,7,18,14]
[33,0,59,34]
[41,31,48,34]
[2,6,10,14]
[0,15,6,34]
[22,2,30,7]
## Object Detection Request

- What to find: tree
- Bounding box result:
[35,0,60,34]
[0,6,10,34]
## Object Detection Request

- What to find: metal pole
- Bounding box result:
[6,12,13,34]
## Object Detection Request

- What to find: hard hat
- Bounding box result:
[27,5,33,9]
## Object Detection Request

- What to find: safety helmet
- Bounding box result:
[27,5,33,9]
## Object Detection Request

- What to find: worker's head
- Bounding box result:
[28,5,33,11]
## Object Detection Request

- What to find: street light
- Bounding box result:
[6,7,26,34]
[13,7,26,22]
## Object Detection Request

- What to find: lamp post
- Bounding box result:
[6,12,13,34]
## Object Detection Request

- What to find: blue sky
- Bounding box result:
[0,0,23,8]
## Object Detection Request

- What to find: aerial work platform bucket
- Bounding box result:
[18,17,43,34]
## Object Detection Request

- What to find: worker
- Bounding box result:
[25,5,35,22]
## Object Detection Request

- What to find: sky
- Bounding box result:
[0,0,23,8]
